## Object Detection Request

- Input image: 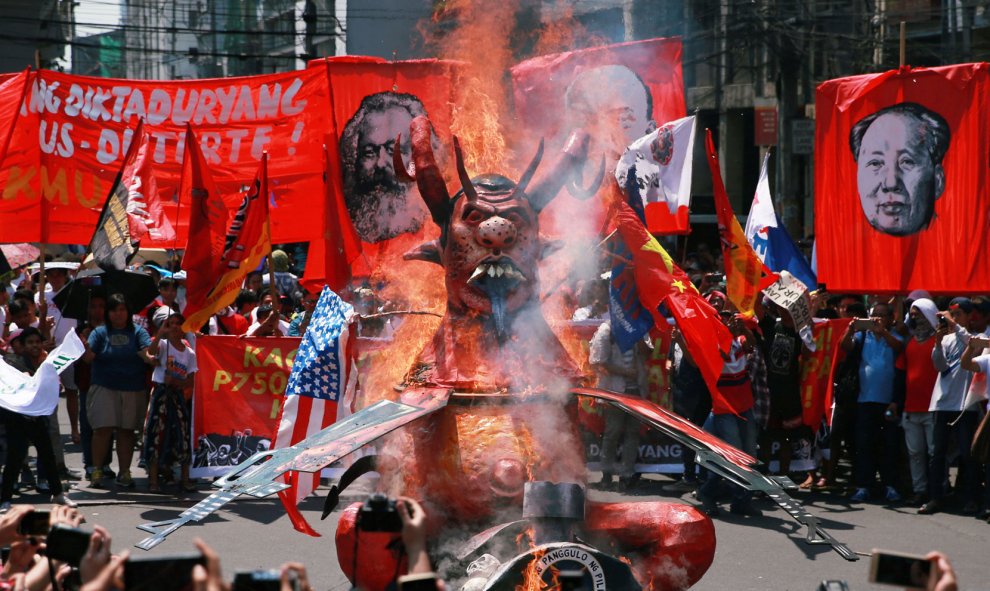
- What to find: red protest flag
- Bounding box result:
[613,200,737,414]
[184,154,273,332]
[180,125,231,332]
[0,68,31,170]
[126,126,175,244]
[704,130,777,317]
[301,140,362,293]
[815,63,990,294]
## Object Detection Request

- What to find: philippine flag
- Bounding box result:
[744,152,817,289]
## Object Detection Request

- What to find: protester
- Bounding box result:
[248,304,288,337]
[288,290,318,336]
[842,302,905,503]
[589,317,647,491]
[897,298,939,507]
[668,329,711,491]
[0,328,76,509]
[75,291,114,480]
[697,310,760,517]
[83,293,152,489]
[921,297,984,515]
[143,307,197,494]
[759,303,810,479]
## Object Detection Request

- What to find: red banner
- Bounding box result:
[312,56,460,276]
[510,38,686,238]
[0,67,332,245]
[799,319,850,430]
[815,63,990,294]
[191,336,300,477]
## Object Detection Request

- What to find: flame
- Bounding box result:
[426,0,517,174]
[515,547,547,591]
[530,0,610,57]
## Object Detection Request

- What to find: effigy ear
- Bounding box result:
[403,240,443,265]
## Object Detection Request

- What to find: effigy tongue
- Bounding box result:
[483,280,509,343]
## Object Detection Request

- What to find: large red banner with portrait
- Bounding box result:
[311,56,460,277]
[815,63,990,294]
[191,336,300,477]
[509,38,686,239]
[0,68,332,245]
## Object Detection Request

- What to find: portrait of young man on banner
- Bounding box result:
[815,63,990,293]
[339,91,440,243]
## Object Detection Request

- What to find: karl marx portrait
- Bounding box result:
[849,102,950,236]
[340,91,442,243]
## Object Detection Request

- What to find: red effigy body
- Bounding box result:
[335,117,715,590]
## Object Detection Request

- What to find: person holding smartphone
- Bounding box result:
[922,297,989,515]
[840,302,906,503]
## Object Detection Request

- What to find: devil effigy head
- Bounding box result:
[395,116,602,337]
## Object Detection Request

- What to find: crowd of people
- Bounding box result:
[0,248,335,509]
[580,253,990,523]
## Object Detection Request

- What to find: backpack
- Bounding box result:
[833,339,862,406]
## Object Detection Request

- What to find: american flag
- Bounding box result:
[273,286,356,535]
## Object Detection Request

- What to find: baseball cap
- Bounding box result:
[948,297,973,313]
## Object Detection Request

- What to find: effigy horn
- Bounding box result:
[408,116,451,226]
[525,130,593,213]
[512,139,544,198]
[453,137,478,203]
[567,154,605,200]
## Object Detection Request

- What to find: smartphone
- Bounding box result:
[397,572,439,591]
[124,552,206,591]
[868,549,931,588]
[938,315,949,328]
[232,570,297,591]
[17,510,50,536]
[852,318,875,331]
[970,336,990,349]
[45,525,91,566]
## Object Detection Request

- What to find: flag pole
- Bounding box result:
[899,21,906,67]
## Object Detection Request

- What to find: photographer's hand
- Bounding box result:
[397,497,431,575]
[79,526,112,584]
[192,539,230,591]
[50,505,84,529]
[279,562,312,591]
[0,505,33,547]
[79,552,127,591]
[1,540,41,576]
[924,551,958,591]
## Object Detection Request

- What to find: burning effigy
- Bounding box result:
[326,116,716,591]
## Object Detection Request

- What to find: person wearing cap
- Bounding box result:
[143,307,197,494]
[247,305,286,337]
[922,296,989,515]
[0,327,76,509]
[897,298,940,507]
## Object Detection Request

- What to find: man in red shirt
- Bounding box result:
[898,298,940,507]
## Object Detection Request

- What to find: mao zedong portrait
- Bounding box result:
[848,102,950,236]
[340,91,439,243]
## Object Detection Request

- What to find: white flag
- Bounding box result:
[615,115,696,234]
[0,330,85,416]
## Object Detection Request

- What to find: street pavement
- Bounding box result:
[14,404,988,591]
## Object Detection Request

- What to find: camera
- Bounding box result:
[45,525,92,566]
[358,493,402,533]
[124,552,206,591]
[18,510,50,537]
[233,569,298,591]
